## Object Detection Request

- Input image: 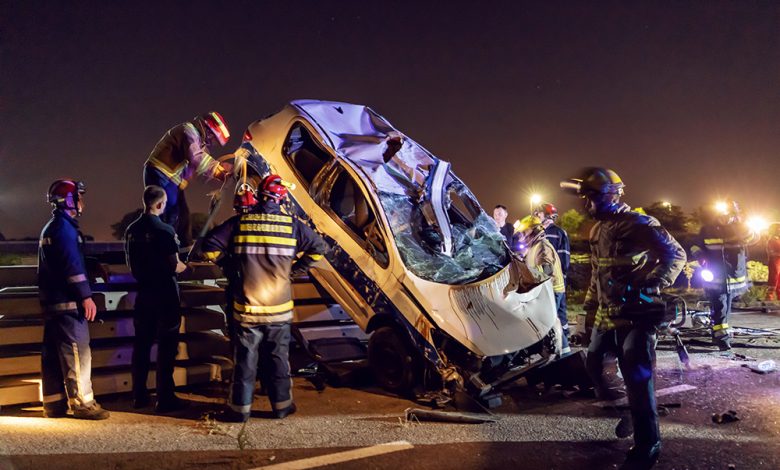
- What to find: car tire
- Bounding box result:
[368,326,418,395]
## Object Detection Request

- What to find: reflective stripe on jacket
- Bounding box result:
[690,222,752,295]
[37,210,92,315]
[582,204,686,330]
[526,238,565,293]
[146,122,219,187]
[199,201,328,325]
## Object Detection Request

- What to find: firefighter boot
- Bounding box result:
[622,441,661,469]
[712,329,732,351]
[273,403,297,419]
[72,402,110,420]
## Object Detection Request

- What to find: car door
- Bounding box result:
[307,163,394,330]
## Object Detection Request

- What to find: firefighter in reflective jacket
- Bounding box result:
[562,168,685,466]
[690,201,756,350]
[38,180,110,420]
[144,112,232,246]
[515,215,569,353]
[197,174,328,422]
[767,224,780,301]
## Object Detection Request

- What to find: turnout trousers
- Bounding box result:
[131,288,181,401]
[706,290,734,348]
[587,322,660,449]
[229,322,292,418]
[41,313,96,413]
[555,292,570,351]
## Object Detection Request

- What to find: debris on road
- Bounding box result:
[404,408,500,424]
[743,360,777,374]
[712,410,740,424]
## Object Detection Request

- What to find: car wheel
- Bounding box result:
[368,326,418,395]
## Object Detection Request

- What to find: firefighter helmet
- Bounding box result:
[560,167,625,198]
[234,180,260,214]
[47,179,85,215]
[534,203,559,220]
[195,111,230,146]
[260,174,289,204]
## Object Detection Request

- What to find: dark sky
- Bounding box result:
[2,1,779,239]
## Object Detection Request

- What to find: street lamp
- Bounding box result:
[714,201,729,215]
[530,193,542,210]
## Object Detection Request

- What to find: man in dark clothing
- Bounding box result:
[144,112,232,246]
[38,179,110,420]
[125,185,188,412]
[196,174,328,422]
[562,168,686,468]
[690,201,755,351]
[492,205,514,246]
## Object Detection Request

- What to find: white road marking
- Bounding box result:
[593,384,697,408]
[253,440,414,470]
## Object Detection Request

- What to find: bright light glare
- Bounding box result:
[714,201,729,215]
[530,194,543,206]
[661,201,671,208]
[701,269,714,282]
[747,216,769,233]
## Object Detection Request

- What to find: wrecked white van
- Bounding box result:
[239,100,562,405]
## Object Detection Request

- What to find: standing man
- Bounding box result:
[38,180,110,419]
[561,168,685,467]
[196,175,328,422]
[125,185,189,412]
[144,112,233,247]
[492,205,514,246]
[514,215,569,353]
[691,201,755,351]
[767,224,780,301]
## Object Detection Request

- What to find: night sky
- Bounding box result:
[2,1,779,239]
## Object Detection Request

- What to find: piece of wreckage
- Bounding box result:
[233,100,567,408]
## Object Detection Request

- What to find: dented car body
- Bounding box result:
[241,100,562,402]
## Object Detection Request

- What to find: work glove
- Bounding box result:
[640,278,666,296]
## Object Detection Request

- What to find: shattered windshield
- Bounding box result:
[378,176,510,284]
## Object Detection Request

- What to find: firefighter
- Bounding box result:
[534,203,571,348]
[492,205,514,246]
[38,180,110,420]
[766,223,780,301]
[144,112,233,247]
[125,185,189,412]
[514,215,569,353]
[533,203,571,276]
[561,167,685,467]
[691,201,755,350]
[196,174,328,422]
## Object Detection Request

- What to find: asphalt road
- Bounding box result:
[2,309,779,470]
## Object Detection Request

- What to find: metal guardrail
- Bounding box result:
[0,242,350,407]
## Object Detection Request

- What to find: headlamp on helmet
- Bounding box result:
[47,179,86,215]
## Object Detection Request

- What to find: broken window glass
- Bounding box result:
[378,177,509,284]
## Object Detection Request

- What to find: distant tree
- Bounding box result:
[0,231,5,241]
[558,209,586,238]
[644,201,688,234]
[110,209,143,240]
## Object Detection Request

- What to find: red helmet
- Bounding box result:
[196,111,230,146]
[234,181,259,214]
[260,174,289,204]
[47,179,85,215]
[534,203,558,220]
